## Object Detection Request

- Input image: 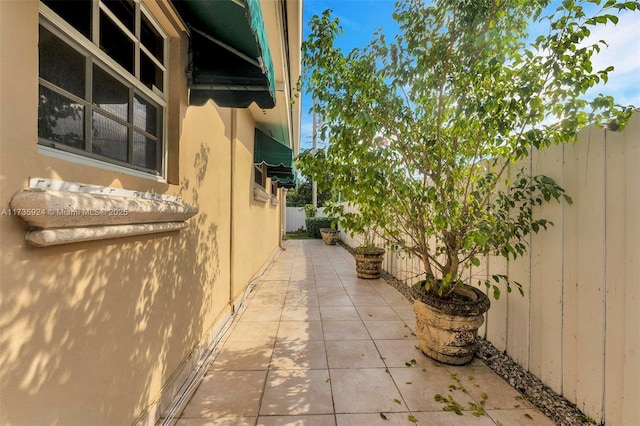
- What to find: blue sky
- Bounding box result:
[298,0,640,151]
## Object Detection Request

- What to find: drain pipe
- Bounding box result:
[229,109,237,311]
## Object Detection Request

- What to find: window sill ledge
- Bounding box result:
[10,183,198,247]
[253,185,270,203]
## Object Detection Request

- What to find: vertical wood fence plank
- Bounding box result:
[562,141,580,404]
[507,159,532,368]
[604,125,627,426]
[622,117,640,425]
[486,255,508,352]
[530,143,564,393]
[575,127,606,421]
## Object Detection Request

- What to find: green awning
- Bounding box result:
[172,0,276,108]
[254,128,296,188]
[271,175,296,189]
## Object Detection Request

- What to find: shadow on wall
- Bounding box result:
[0,144,221,424]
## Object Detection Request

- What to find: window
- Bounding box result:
[38,0,167,175]
[254,163,266,187]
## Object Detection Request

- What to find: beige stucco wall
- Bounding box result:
[0,1,284,424]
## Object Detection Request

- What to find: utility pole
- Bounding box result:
[311,101,318,207]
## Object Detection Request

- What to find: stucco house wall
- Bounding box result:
[0,1,300,424]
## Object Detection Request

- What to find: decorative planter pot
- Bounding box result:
[354,247,385,279]
[411,284,490,365]
[320,228,339,245]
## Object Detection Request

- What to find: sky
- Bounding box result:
[298,0,640,152]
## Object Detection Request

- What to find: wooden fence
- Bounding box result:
[339,113,639,425]
[285,207,327,233]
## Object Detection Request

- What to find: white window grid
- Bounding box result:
[38,0,169,177]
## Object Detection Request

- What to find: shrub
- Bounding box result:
[306,217,332,238]
[303,204,318,218]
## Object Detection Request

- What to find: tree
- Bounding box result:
[287,151,335,207]
[298,0,636,297]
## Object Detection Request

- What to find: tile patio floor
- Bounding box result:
[175,240,553,426]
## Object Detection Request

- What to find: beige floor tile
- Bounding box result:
[271,340,328,370]
[227,321,279,342]
[410,411,496,425]
[349,295,388,306]
[330,368,407,413]
[335,413,416,426]
[443,357,493,376]
[374,339,434,368]
[320,306,360,321]
[257,414,336,426]
[318,295,354,307]
[455,370,533,410]
[285,293,320,306]
[323,320,370,340]
[391,305,416,321]
[343,286,379,297]
[315,274,339,281]
[364,321,414,340]
[281,306,321,321]
[180,370,267,418]
[340,278,378,286]
[389,366,464,412]
[277,321,324,341]
[239,306,283,322]
[317,287,348,297]
[325,340,386,369]
[252,293,287,307]
[289,279,316,287]
[315,279,344,288]
[176,416,256,425]
[260,369,334,415]
[486,408,556,425]
[210,340,273,371]
[356,306,401,321]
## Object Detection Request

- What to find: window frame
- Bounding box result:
[254,163,267,188]
[38,0,169,179]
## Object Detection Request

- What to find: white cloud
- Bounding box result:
[583,11,640,106]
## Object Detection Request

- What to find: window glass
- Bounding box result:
[92,112,129,162]
[102,0,135,32]
[133,132,158,170]
[140,52,163,91]
[255,164,265,187]
[38,86,85,150]
[141,13,164,63]
[133,94,158,136]
[39,27,85,98]
[93,64,129,121]
[42,0,91,38]
[100,11,134,73]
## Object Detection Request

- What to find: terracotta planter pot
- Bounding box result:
[354,247,385,279]
[411,284,490,365]
[320,228,339,245]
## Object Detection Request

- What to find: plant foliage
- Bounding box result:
[298,0,637,298]
[306,217,333,238]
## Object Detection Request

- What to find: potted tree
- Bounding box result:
[300,0,635,364]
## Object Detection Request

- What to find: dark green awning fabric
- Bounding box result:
[254,128,296,187]
[271,175,296,189]
[171,0,276,108]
